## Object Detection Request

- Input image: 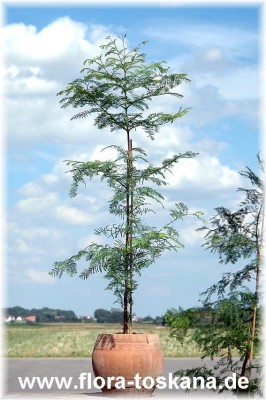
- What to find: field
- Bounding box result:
[5,322,202,358]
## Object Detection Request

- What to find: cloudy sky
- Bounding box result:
[3,2,262,318]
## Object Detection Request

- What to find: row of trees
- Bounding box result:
[4,306,163,324]
[4,306,78,323]
[7,304,248,327]
[93,308,163,324]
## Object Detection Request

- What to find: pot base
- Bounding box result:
[102,386,154,397]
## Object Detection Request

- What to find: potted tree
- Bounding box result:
[50,35,201,396]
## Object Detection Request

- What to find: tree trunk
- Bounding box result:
[128,138,133,334]
[247,250,261,383]
[124,131,133,334]
[248,201,264,385]
[240,348,250,377]
[123,291,129,334]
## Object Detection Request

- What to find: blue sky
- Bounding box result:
[3,3,262,318]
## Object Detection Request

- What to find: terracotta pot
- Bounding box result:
[92,333,164,397]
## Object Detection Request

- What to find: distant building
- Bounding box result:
[54,315,64,321]
[4,315,16,322]
[25,315,36,322]
[3,315,37,323]
[79,315,96,322]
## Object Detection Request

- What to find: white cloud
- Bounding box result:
[13,227,60,241]
[196,65,259,101]
[179,224,206,246]
[5,14,259,315]
[146,23,257,59]
[136,125,228,169]
[17,161,69,200]
[5,65,20,78]
[147,125,194,153]
[4,16,257,155]
[78,234,103,249]
[205,47,224,62]
[55,204,94,225]
[166,154,242,192]
[18,181,47,198]
[176,82,258,127]
[42,174,58,185]
[148,23,259,108]
[4,18,117,150]
[4,17,91,63]
[16,192,58,214]
[26,269,55,284]
[15,238,31,253]
[10,237,45,256]
[4,16,258,158]
[91,145,119,161]
[6,75,59,96]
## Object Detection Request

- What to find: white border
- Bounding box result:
[0,1,265,398]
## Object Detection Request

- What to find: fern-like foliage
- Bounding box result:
[165,156,264,394]
[50,145,203,320]
[57,35,191,140]
[50,35,203,333]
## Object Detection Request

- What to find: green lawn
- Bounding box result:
[5,322,202,358]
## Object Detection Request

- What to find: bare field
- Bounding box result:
[5,322,202,358]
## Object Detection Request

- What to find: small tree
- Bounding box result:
[49,35,202,334]
[165,156,264,394]
[94,309,112,323]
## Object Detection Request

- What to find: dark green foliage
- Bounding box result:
[165,292,261,395]
[94,308,114,323]
[110,309,124,323]
[93,308,124,323]
[5,306,28,318]
[165,156,264,395]
[193,291,256,359]
[200,155,263,268]
[164,307,201,345]
[93,308,164,324]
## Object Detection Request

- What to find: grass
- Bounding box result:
[4,322,202,358]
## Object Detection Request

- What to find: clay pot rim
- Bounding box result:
[100,332,160,336]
